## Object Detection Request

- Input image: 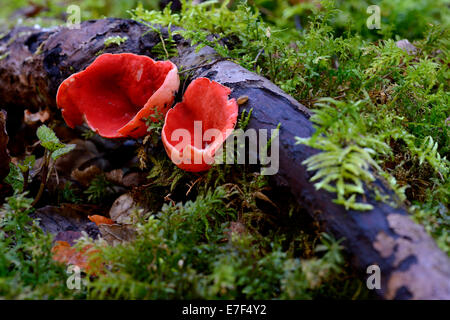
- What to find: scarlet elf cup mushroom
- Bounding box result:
[162,78,239,172]
[56,53,179,138]
[56,55,237,173]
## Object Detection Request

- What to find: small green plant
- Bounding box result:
[36,124,76,161]
[31,125,75,206]
[59,181,82,204]
[238,108,253,130]
[5,125,74,206]
[104,35,128,47]
[132,7,178,60]
[84,175,115,203]
[144,106,166,145]
[147,154,185,192]
[4,155,35,193]
[296,98,389,210]
[81,129,96,140]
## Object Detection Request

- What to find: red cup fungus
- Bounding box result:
[162,77,238,172]
[56,53,180,138]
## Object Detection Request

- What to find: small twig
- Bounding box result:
[53,163,59,186]
[178,57,230,74]
[253,48,264,70]
[164,193,175,206]
[158,32,169,60]
[22,169,29,192]
[31,152,49,207]
[186,176,203,196]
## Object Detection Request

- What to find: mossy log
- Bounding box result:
[0,111,10,181]
[0,18,449,300]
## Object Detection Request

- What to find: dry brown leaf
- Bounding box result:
[88,215,115,226]
[52,240,103,274]
[109,193,144,224]
[98,224,136,246]
[122,172,147,187]
[71,165,102,187]
[56,139,100,177]
[105,170,146,188]
[105,169,124,185]
[24,108,50,125]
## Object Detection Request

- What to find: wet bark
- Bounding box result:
[0,18,449,300]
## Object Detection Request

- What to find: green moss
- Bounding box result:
[0,193,83,299]
[104,35,128,47]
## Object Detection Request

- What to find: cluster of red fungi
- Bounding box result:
[56,53,239,172]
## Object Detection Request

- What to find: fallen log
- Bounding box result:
[0,18,449,299]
